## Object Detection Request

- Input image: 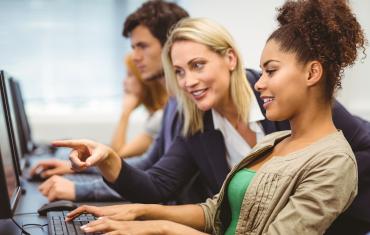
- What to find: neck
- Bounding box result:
[289,101,336,142]
[214,100,239,124]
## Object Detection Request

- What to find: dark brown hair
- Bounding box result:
[268,0,367,101]
[123,0,189,46]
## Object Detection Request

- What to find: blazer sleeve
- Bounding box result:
[104,135,198,203]
[331,100,370,222]
[265,153,357,235]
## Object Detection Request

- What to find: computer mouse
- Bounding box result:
[27,171,45,182]
[37,200,77,216]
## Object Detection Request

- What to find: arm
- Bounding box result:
[118,109,164,158]
[266,153,357,235]
[67,203,206,233]
[117,132,152,158]
[331,101,370,222]
[75,178,121,201]
[52,136,197,203]
[111,94,140,152]
[105,136,198,203]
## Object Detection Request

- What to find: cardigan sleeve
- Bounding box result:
[331,101,370,223]
[265,152,357,235]
[199,194,220,233]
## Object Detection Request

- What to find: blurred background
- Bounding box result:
[0,0,369,144]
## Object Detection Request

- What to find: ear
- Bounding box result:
[305,60,323,87]
[225,48,237,71]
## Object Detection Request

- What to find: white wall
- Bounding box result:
[29,0,370,143]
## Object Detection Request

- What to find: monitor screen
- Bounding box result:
[9,79,34,154]
[0,71,21,219]
[2,76,24,173]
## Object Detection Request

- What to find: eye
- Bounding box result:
[265,69,276,77]
[174,68,185,78]
[194,62,204,70]
[191,61,205,71]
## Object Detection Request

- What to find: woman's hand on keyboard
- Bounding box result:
[65,204,145,222]
[52,139,122,182]
[80,219,206,235]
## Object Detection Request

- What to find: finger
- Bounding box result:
[51,139,88,148]
[104,231,120,235]
[84,149,106,167]
[29,164,42,176]
[30,160,53,176]
[69,150,88,170]
[82,217,111,233]
[47,187,57,201]
[66,205,100,221]
[42,165,68,177]
[38,178,53,195]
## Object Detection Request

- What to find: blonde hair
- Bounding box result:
[125,55,168,113]
[162,18,254,136]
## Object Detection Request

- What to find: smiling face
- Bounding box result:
[255,39,310,121]
[130,25,163,81]
[170,40,236,112]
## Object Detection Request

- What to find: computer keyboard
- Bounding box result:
[47,210,102,235]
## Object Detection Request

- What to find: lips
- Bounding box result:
[261,96,275,109]
[189,88,208,100]
[135,64,145,72]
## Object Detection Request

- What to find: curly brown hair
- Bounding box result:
[268,0,367,101]
[123,0,189,46]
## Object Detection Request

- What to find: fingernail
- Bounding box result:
[80,225,86,229]
[97,217,103,220]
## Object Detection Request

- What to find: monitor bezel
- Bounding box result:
[0,70,22,219]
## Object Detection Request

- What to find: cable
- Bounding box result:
[23,223,48,227]
[10,218,30,235]
[13,212,38,216]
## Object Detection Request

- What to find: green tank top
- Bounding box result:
[225,169,256,235]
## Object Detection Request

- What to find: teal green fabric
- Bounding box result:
[225,169,256,235]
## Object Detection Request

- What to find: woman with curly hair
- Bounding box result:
[61,0,366,234]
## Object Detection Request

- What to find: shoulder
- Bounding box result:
[304,131,357,173]
[245,68,261,85]
[252,130,291,150]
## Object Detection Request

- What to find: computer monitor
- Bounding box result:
[0,74,24,173]
[0,71,22,219]
[9,78,35,155]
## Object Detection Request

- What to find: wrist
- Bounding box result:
[98,149,122,182]
[136,204,162,220]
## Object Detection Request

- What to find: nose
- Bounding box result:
[254,72,266,93]
[184,73,199,88]
[131,48,142,63]
[178,72,199,90]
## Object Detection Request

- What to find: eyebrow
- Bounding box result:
[187,57,203,66]
[173,57,203,68]
[261,59,280,68]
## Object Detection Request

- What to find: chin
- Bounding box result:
[265,111,286,122]
[196,103,212,112]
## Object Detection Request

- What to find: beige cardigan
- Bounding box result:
[200,131,357,235]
